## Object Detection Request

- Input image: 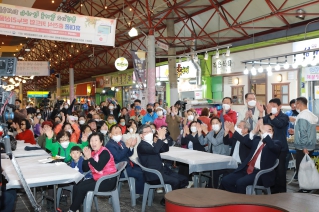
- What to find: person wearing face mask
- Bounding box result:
[118,117,127,134]
[97,121,110,145]
[78,116,86,126]
[101,98,121,122]
[142,103,158,124]
[106,114,117,129]
[45,129,89,163]
[137,125,188,206]
[209,121,252,189]
[212,97,237,128]
[181,121,205,152]
[198,108,212,132]
[257,98,289,194]
[118,107,130,125]
[122,121,141,161]
[54,113,81,143]
[285,99,299,137]
[106,125,145,197]
[154,108,167,129]
[14,99,27,119]
[221,120,282,194]
[199,117,228,155]
[61,99,76,116]
[293,97,318,192]
[131,106,143,127]
[183,109,201,128]
[129,99,147,117]
[237,93,260,131]
[165,106,182,141]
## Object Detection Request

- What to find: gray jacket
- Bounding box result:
[294,109,318,150]
[199,128,229,155]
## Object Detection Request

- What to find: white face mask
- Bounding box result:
[188,115,194,121]
[120,122,125,126]
[263,133,273,139]
[36,110,40,113]
[157,111,163,116]
[152,129,156,134]
[60,141,70,148]
[108,120,114,124]
[64,105,68,109]
[129,128,134,133]
[37,116,41,119]
[67,129,73,134]
[296,109,301,113]
[100,130,108,134]
[112,135,122,142]
[79,120,85,125]
[223,104,231,111]
[212,124,220,132]
[144,133,153,143]
[234,126,242,135]
[190,126,197,133]
[109,105,114,110]
[171,112,175,117]
[247,100,256,107]
[271,107,278,114]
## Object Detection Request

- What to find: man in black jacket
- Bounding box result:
[221,120,282,194]
[137,125,188,205]
[102,98,121,122]
[257,98,289,193]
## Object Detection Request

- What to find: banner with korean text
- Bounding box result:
[0,3,117,46]
[16,61,50,76]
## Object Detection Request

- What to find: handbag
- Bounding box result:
[298,154,319,190]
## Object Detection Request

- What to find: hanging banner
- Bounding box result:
[0,3,117,46]
[16,61,50,76]
[130,50,146,84]
[304,66,319,81]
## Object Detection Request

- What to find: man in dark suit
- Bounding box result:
[221,120,281,194]
[105,125,145,195]
[137,125,188,206]
[256,98,289,193]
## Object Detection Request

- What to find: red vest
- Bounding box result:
[89,146,117,181]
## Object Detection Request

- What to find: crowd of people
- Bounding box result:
[1,93,317,211]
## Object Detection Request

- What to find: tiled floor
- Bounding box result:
[12,169,318,212]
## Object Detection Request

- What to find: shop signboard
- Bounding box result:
[157,61,197,81]
[212,57,233,75]
[114,57,128,71]
[0,3,117,46]
[27,91,49,98]
[131,50,146,84]
[293,38,319,64]
[16,61,49,76]
[194,90,203,100]
[96,76,111,88]
[304,66,319,81]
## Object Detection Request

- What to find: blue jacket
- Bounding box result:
[105,139,134,164]
[69,156,92,179]
[234,134,282,188]
[262,111,289,152]
[142,113,158,124]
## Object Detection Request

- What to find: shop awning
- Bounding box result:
[75,83,95,96]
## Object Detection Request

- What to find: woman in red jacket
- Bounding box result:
[16,118,36,145]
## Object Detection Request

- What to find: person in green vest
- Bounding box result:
[45,129,89,163]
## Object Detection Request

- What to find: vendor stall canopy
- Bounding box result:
[0,0,319,95]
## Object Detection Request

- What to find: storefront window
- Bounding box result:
[272,83,290,105]
[231,86,244,105]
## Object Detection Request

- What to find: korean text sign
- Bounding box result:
[0,3,117,46]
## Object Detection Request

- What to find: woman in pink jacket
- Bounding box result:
[154,107,167,129]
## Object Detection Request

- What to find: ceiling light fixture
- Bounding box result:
[311,51,317,66]
[204,52,208,60]
[243,63,248,74]
[275,58,280,71]
[225,47,230,57]
[284,56,289,69]
[258,61,263,73]
[251,64,256,76]
[128,27,138,37]
[215,49,219,59]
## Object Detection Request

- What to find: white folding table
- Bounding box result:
[160,147,238,187]
[2,155,83,211]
